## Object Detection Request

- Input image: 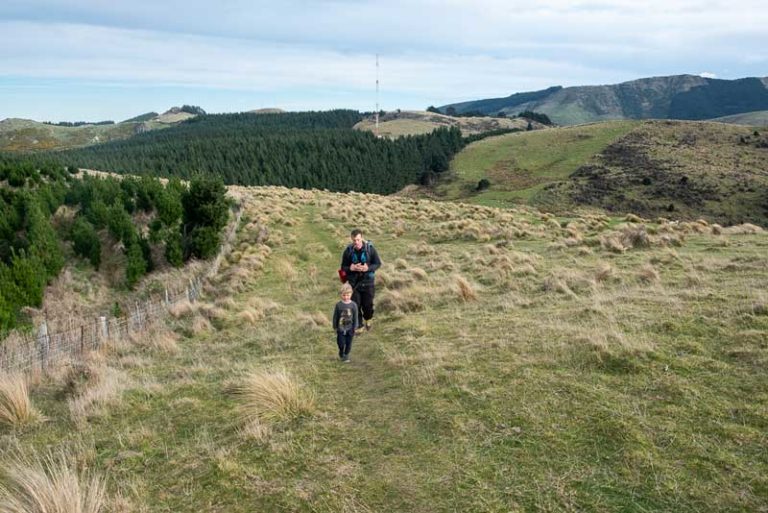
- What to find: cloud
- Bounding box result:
[1,1,767,119]
[699,72,717,79]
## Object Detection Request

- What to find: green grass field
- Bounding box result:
[2,186,767,512]
[436,121,639,207]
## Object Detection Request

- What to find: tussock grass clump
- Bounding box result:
[228,369,315,423]
[454,275,478,302]
[62,359,106,398]
[378,289,425,313]
[394,258,408,270]
[191,315,213,335]
[594,263,617,283]
[67,365,129,423]
[600,225,652,252]
[296,311,329,329]
[238,308,265,326]
[0,450,106,513]
[409,267,428,281]
[274,260,297,282]
[168,300,196,319]
[569,324,656,373]
[637,264,661,284]
[0,374,42,429]
[724,223,763,235]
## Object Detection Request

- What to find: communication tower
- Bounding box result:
[375,54,380,137]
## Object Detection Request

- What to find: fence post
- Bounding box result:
[99,316,108,346]
[37,320,50,372]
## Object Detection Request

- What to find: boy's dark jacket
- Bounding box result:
[340,241,382,287]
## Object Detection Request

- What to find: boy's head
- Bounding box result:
[340,283,353,300]
[350,228,364,250]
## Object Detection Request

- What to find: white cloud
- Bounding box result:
[1,0,767,118]
[699,72,717,79]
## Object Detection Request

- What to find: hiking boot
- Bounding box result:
[343,356,350,363]
[365,321,372,332]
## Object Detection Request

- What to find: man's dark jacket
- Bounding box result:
[341,242,382,288]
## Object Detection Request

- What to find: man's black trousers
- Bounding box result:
[352,282,375,327]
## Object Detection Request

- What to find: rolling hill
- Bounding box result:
[709,110,768,126]
[439,75,768,126]
[353,110,538,137]
[432,120,768,226]
[0,108,198,152]
[3,184,767,511]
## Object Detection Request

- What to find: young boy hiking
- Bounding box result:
[332,283,358,362]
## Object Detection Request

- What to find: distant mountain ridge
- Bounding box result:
[439,75,768,126]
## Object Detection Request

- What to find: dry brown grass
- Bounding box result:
[228,369,315,423]
[637,264,661,284]
[0,374,42,430]
[168,300,196,319]
[238,308,265,326]
[191,314,213,335]
[454,275,478,302]
[68,366,129,423]
[0,449,106,513]
[377,289,425,314]
[240,419,273,443]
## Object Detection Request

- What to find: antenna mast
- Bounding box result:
[375,54,380,137]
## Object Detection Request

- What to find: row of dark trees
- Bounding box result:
[38,110,468,194]
[0,157,229,335]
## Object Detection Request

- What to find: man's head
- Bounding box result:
[350,229,364,250]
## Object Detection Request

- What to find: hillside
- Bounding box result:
[3,185,767,511]
[439,75,768,126]
[433,120,768,226]
[0,108,197,152]
[354,110,537,137]
[29,110,469,195]
[709,110,768,126]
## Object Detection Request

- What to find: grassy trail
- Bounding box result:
[4,188,768,512]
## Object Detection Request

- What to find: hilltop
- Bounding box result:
[439,75,768,126]
[354,110,539,137]
[3,183,766,511]
[0,107,200,152]
[431,119,768,226]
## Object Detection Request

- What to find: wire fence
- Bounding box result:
[0,203,242,376]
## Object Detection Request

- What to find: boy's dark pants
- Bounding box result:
[352,282,375,327]
[337,330,354,357]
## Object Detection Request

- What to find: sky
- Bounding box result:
[1,0,766,122]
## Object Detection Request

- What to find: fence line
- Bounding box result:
[0,202,242,376]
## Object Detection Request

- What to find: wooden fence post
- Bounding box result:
[37,320,50,372]
[99,316,108,346]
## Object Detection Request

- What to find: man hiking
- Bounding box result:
[340,228,382,331]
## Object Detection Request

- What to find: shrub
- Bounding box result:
[70,217,101,269]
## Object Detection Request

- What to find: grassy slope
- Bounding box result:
[5,187,768,512]
[354,111,532,138]
[709,111,768,126]
[0,118,175,152]
[436,121,639,208]
[435,120,768,226]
